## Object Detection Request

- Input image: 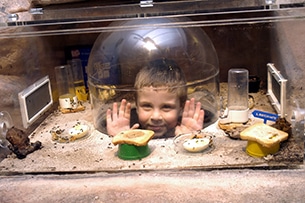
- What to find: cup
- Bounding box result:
[68,59,88,101]
[54,65,78,109]
[228,68,249,111]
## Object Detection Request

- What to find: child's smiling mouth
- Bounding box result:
[147,125,165,132]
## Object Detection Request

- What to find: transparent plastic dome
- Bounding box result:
[87,18,219,134]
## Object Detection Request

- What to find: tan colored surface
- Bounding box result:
[0,87,303,202]
[1,168,305,202]
[0,87,302,174]
[0,105,264,173]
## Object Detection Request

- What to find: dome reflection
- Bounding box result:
[87,18,219,134]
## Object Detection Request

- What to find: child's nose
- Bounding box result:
[151,109,162,120]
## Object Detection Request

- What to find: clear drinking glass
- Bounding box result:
[68,59,88,101]
[54,65,78,109]
[228,68,249,111]
[220,68,249,124]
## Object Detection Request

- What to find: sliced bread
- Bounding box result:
[112,129,155,146]
[240,123,289,148]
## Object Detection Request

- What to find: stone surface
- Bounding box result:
[0,91,303,202]
[0,168,305,202]
[0,90,302,174]
[1,0,31,13]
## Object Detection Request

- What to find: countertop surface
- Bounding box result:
[0,86,304,202]
[0,100,302,174]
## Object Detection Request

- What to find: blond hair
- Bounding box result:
[134,58,187,107]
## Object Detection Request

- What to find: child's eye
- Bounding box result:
[162,105,174,111]
[140,103,152,110]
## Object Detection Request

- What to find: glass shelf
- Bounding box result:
[0,0,305,38]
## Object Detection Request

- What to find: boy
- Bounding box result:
[106,58,204,138]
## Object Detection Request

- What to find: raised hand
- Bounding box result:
[106,99,139,136]
[175,98,204,136]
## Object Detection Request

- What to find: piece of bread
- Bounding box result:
[218,121,252,139]
[51,122,89,143]
[112,129,155,146]
[240,123,289,148]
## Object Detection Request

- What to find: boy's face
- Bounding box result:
[136,86,182,138]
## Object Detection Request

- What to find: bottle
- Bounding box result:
[219,68,249,124]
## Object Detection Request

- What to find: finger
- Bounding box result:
[112,102,118,120]
[183,100,190,117]
[198,109,204,126]
[188,98,196,116]
[118,99,127,117]
[106,108,112,122]
[131,123,140,129]
[124,102,132,118]
[193,102,202,120]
